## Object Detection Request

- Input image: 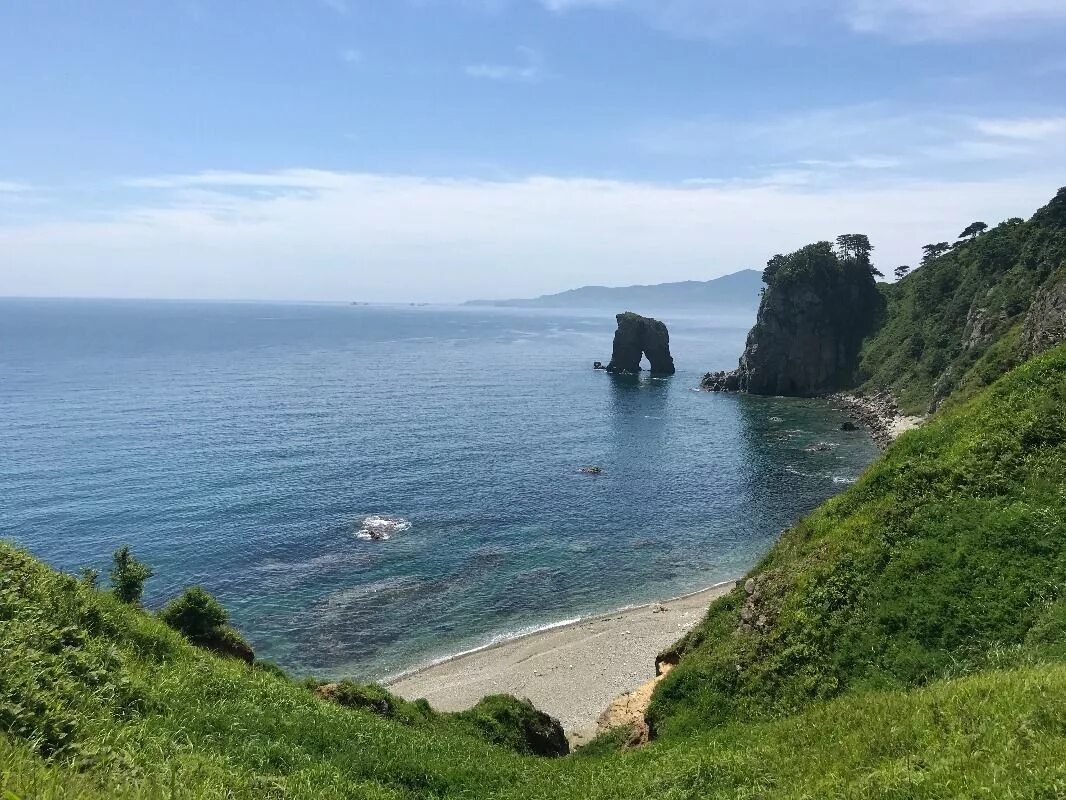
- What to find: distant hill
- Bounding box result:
[464,269,762,311]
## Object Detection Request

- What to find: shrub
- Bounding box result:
[159,587,227,640]
[457,695,569,757]
[159,586,254,663]
[315,681,434,726]
[108,546,152,605]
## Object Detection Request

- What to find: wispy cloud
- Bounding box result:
[464,46,547,82]
[974,116,1066,141]
[3,169,1061,302]
[538,0,1066,41]
[123,169,350,190]
[0,181,33,193]
[340,48,363,64]
[846,0,1066,40]
[635,105,1066,184]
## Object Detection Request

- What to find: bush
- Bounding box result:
[316,680,434,726]
[159,586,254,663]
[159,587,227,640]
[108,546,152,605]
[457,695,569,758]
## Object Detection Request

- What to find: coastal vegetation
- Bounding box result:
[2,342,1064,797]
[3,189,1066,797]
[705,187,1066,413]
[859,188,1066,414]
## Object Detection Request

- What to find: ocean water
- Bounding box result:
[0,299,878,679]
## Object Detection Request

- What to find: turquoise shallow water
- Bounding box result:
[0,299,878,679]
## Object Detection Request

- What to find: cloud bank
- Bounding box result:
[2,170,1059,302]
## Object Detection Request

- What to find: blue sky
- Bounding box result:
[2,1,1065,301]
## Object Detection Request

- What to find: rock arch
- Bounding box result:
[605,312,676,375]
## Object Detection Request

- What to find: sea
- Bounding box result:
[0,298,879,679]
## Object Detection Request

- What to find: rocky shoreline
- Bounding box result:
[828,390,924,450]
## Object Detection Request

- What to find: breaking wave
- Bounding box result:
[357,515,411,541]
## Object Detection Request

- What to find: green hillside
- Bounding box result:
[858,187,1066,414]
[3,345,1066,798]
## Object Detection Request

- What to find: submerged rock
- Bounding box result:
[605,312,676,376]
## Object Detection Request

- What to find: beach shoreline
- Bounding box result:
[386,580,737,745]
[829,391,924,449]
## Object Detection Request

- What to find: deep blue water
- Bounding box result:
[0,299,878,679]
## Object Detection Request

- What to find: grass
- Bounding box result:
[2,348,1066,797]
[650,344,1066,737]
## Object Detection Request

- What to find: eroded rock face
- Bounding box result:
[605,312,676,375]
[703,242,883,396]
[1021,276,1066,359]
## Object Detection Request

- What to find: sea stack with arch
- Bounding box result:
[603,312,676,375]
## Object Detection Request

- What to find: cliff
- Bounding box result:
[705,187,1066,412]
[702,241,883,395]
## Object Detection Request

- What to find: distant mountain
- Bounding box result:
[464,269,762,310]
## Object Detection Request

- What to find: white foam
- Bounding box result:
[357,514,411,541]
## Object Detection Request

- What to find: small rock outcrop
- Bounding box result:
[703,241,884,396]
[605,312,676,375]
[1021,274,1066,359]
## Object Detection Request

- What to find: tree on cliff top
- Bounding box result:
[959,221,988,240]
[835,234,882,277]
[922,242,952,264]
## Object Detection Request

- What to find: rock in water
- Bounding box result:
[605,312,676,375]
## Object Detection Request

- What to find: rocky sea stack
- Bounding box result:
[703,238,884,395]
[605,312,676,375]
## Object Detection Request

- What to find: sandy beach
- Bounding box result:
[387,581,736,745]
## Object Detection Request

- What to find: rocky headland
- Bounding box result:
[701,240,884,396]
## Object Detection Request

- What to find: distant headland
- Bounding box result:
[463,269,761,311]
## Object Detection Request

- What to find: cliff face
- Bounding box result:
[703,242,883,396]
[1021,272,1066,359]
[606,312,676,375]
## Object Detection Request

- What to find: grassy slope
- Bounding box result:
[3,543,1066,800]
[857,187,1066,414]
[650,344,1066,738]
[3,346,1066,798]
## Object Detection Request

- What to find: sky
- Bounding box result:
[1,1,1065,302]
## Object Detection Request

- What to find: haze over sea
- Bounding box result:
[0,299,877,679]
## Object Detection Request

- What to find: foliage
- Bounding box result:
[456,695,569,758]
[859,187,1066,413]
[108,546,152,605]
[959,221,988,240]
[649,345,1066,737]
[160,587,228,641]
[318,680,435,727]
[1,350,1066,794]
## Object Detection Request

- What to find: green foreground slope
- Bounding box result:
[3,346,1066,799]
[653,343,1066,736]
